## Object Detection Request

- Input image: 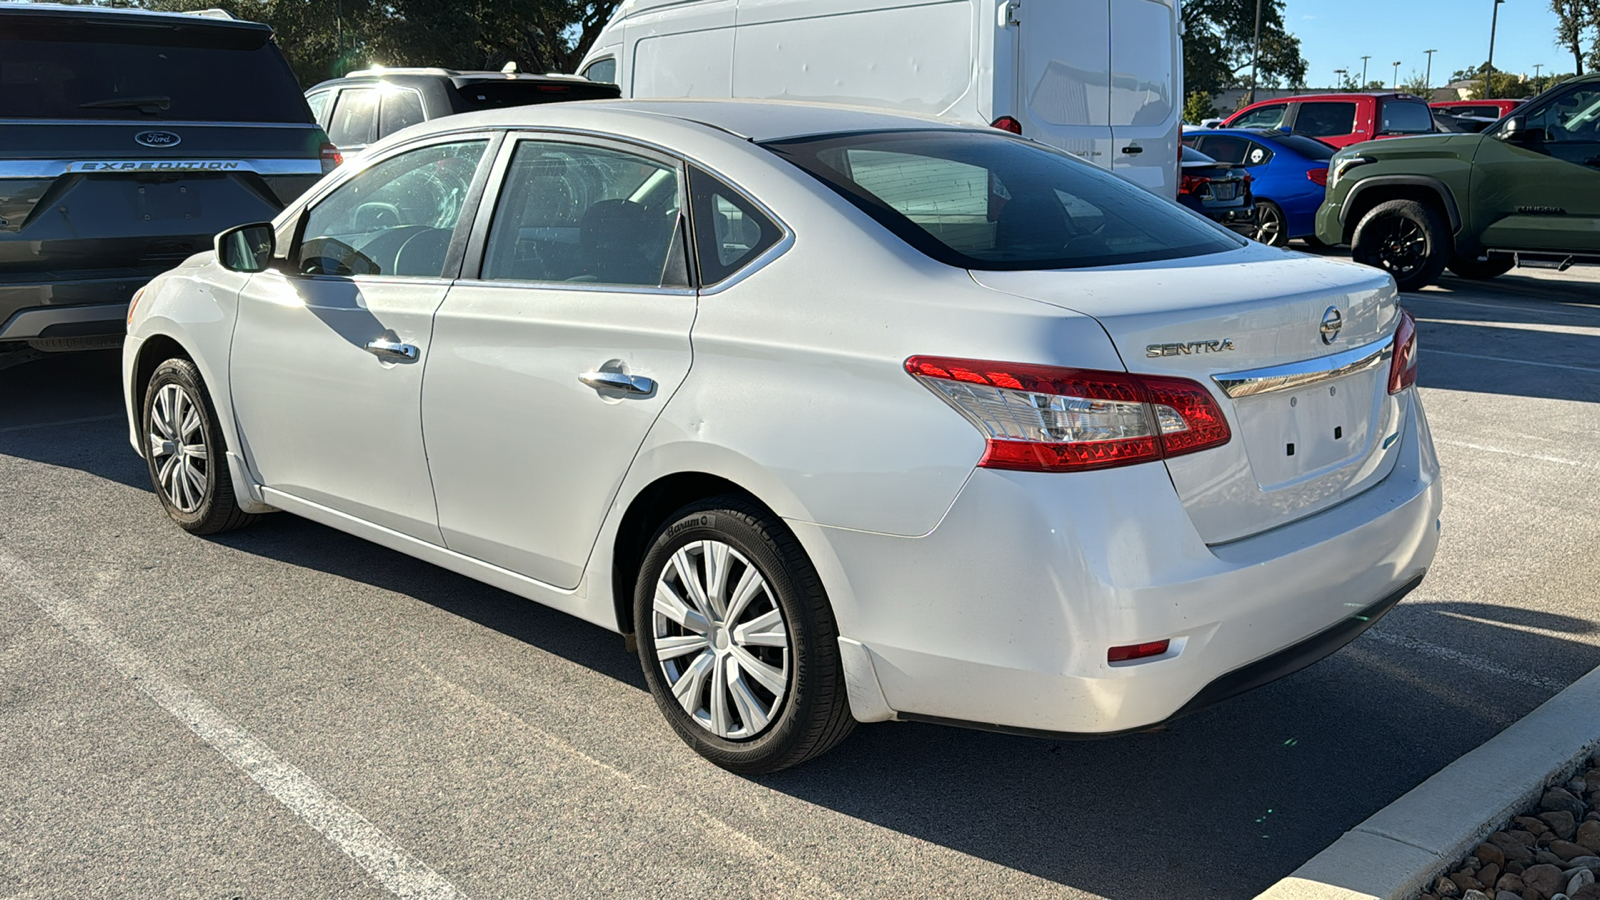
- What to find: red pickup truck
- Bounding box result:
[1429,99,1524,120]
[1219,92,1436,149]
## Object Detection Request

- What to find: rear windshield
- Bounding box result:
[764,130,1241,271]
[450,80,619,112]
[0,20,309,122]
[1264,133,1336,160]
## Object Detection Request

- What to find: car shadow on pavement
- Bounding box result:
[0,350,150,491]
[1411,316,1600,405]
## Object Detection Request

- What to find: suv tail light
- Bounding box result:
[990,116,1022,135]
[1389,310,1418,394]
[1307,167,1329,187]
[320,142,343,174]
[905,356,1231,472]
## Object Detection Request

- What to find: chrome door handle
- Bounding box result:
[364,337,419,362]
[579,371,655,395]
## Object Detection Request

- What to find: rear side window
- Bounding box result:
[1381,100,1435,135]
[1194,135,1258,165]
[328,88,378,147]
[1295,102,1358,138]
[582,58,617,85]
[0,21,308,122]
[449,80,619,112]
[379,88,426,137]
[689,167,783,285]
[765,130,1240,271]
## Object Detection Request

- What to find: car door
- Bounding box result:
[1014,0,1114,168]
[1108,0,1179,194]
[422,134,696,589]
[1473,84,1600,254]
[1291,100,1359,145]
[229,134,496,541]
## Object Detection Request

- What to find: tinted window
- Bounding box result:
[1295,101,1358,138]
[1262,133,1336,160]
[582,58,617,85]
[306,90,331,124]
[482,141,684,287]
[1380,100,1435,135]
[1231,104,1287,129]
[765,130,1240,271]
[1525,87,1600,141]
[449,80,618,112]
[296,140,486,278]
[327,88,377,147]
[1181,146,1216,163]
[1195,135,1256,165]
[0,24,308,122]
[689,167,783,284]
[379,88,426,137]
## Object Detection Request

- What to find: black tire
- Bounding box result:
[633,497,854,774]
[1448,253,1515,280]
[1351,199,1452,292]
[141,358,257,535]
[1252,200,1289,247]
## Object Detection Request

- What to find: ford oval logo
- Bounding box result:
[135,130,182,148]
[1320,306,1343,345]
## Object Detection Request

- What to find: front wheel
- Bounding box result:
[1252,201,1289,247]
[142,358,257,535]
[634,498,854,774]
[1351,199,1451,292]
[1448,254,1515,280]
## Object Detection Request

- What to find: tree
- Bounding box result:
[1550,0,1595,76]
[1401,71,1433,97]
[1182,0,1309,99]
[1183,91,1219,124]
[1448,63,1536,98]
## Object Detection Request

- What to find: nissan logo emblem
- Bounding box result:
[135,130,182,148]
[1320,306,1343,345]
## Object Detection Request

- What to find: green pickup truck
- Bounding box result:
[1316,73,1600,291]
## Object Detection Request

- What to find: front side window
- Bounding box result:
[1524,87,1600,142]
[379,88,426,137]
[689,167,783,284]
[1380,100,1435,135]
[481,140,685,287]
[1295,102,1358,138]
[765,130,1240,271]
[1232,104,1286,129]
[295,140,487,278]
[327,88,377,147]
[581,57,617,85]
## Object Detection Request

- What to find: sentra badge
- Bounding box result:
[1146,339,1236,358]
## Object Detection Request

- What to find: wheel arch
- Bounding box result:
[1339,176,1461,244]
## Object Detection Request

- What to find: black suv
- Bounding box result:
[0,4,330,365]
[306,67,621,157]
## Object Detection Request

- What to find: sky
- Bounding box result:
[1286,0,1571,88]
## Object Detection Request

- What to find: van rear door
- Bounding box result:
[1014,0,1113,168]
[1109,0,1179,196]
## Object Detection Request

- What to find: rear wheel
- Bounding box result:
[142,358,256,535]
[1448,253,1515,280]
[1351,199,1451,292]
[1252,201,1289,247]
[634,497,854,774]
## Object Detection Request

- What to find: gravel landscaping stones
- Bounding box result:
[1419,760,1600,900]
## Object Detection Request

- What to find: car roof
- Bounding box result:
[309,70,606,91]
[0,2,271,34]
[403,98,973,142]
[1236,92,1421,107]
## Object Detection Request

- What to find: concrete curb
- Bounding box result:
[1257,663,1600,900]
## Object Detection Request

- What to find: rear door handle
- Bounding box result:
[364,337,419,362]
[1121,145,1144,155]
[579,371,656,395]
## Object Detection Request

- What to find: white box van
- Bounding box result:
[576,0,1181,196]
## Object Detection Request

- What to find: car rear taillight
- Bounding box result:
[320,142,343,174]
[1179,174,1207,195]
[1108,640,1170,663]
[1307,167,1329,187]
[905,356,1232,472]
[1389,310,1418,394]
[990,116,1022,135]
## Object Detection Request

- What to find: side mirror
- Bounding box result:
[215,222,275,273]
[1499,115,1531,142]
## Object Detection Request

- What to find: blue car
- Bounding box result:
[1181,128,1333,247]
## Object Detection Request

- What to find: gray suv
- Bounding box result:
[0,4,330,366]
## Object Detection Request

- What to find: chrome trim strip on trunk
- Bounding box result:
[1212,336,1393,399]
[0,158,323,178]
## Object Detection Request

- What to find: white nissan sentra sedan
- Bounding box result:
[124,100,1441,773]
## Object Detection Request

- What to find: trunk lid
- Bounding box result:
[973,247,1407,543]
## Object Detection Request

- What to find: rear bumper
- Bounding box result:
[0,268,165,342]
[806,387,1441,734]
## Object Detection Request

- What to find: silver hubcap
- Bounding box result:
[149,383,209,514]
[652,540,790,740]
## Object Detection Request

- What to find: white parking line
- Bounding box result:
[1433,438,1588,467]
[1364,628,1568,691]
[0,414,124,435]
[1426,349,1600,375]
[0,550,468,900]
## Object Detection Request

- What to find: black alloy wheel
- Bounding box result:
[1253,201,1289,247]
[1351,199,1451,292]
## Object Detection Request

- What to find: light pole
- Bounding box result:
[1361,56,1372,87]
[1424,49,1438,94]
[1392,61,1402,89]
[1485,0,1506,99]
[1533,63,1545,93]
[1247,0,1264,106]
[1334,68,1348,90]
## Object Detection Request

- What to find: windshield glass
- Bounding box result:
[764,130,1241,271]
[0,22,308,122]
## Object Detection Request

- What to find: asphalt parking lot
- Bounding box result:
[2,262,1598,899]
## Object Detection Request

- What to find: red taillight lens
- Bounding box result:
[1389,310,1418,394]
[1179,174,1207,195]
[990,116,1022,135]
[905,356,1232,472]
[320,142,343,174]
[1108,640,1170,663]
[1307,167,1329,187]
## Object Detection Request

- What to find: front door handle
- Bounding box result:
[1121,144,1144,155]
[579,371,656,395]
[364,337,419,362]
